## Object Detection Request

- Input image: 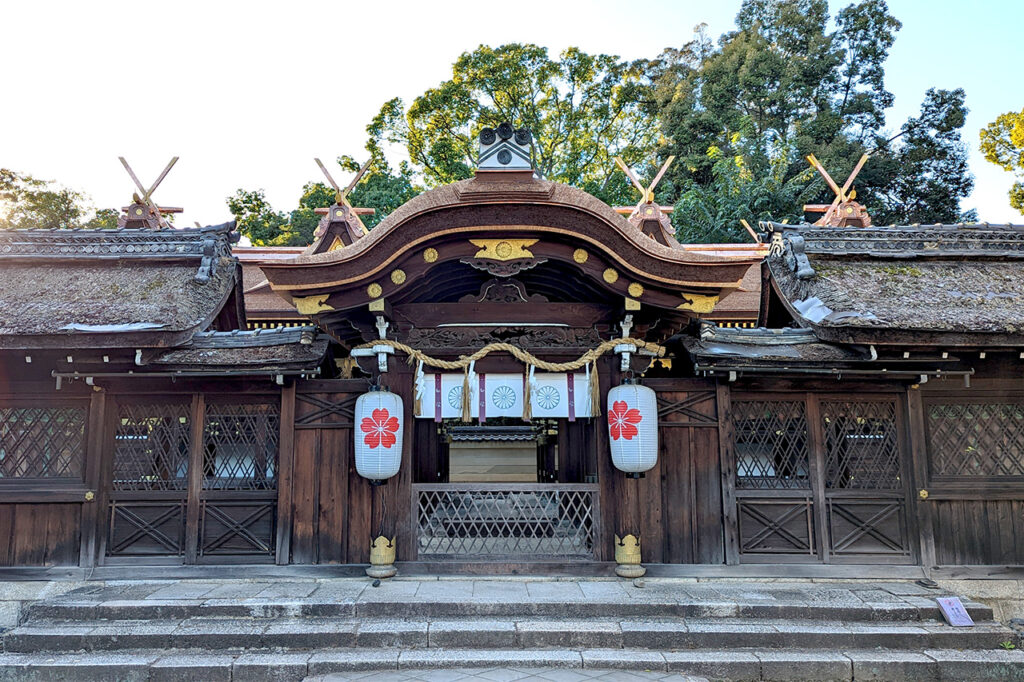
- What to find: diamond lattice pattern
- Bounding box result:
[113,403,191,491]
[0,406,86,479]
[927,401,1024,477]
[203,402,280,490]
[416,488,595,558]
[732,400,810,490]
[821,400,901,490]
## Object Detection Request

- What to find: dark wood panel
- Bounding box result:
[0,504,81,566]
[933,500,1024,565]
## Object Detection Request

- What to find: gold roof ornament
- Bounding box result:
[803,153,873,228]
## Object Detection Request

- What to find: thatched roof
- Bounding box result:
[763,222,1024,345]
[152,326,327,372]
[0,225,238,349]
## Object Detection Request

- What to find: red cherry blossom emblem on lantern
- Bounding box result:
[361,408,400,449]
[608,400,642,441]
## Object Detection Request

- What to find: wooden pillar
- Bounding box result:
[717,382,740,565]
[276,382,296,564]
[907,386,937,570]
[184,393,205,564]
[382,366,414,561]
[79,389,107,568]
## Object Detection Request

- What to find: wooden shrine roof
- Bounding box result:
[0,224,239,349]
[236,247,306,322]
[260,172,760,321]
[763,222,1024,346]
[151,326,328,371]
[682,324,871,366]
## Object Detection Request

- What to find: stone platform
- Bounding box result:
[0,577,1022,680]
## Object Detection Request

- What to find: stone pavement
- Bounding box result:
[307,669,707,681]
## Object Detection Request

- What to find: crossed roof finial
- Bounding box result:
[803,154,872,228]
[118,157,181,229]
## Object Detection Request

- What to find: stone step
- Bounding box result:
[1,647,1024,681]
[26,593,995,624]
[4,616,1016,653]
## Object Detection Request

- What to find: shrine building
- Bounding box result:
[1,125,1022,578]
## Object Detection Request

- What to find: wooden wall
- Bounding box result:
[595,378,724,563]
[0,504,80,566]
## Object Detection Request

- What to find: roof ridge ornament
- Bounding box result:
[803,153,872,228]
[117,157,183,229]
[311,158,376,252]
[478,122,533,170]
[613,156,680,247]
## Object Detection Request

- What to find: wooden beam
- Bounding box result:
[613,206,674,214]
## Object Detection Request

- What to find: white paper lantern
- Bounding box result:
[607,382,658,477]
[355,388,404,483]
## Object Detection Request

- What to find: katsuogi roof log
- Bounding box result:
[0,224,239,349]
[763,221,1024,345]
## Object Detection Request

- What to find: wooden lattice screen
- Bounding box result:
[0,405,87,480]
[925,400,1024,478]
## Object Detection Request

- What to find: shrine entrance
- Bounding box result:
[410,417,601,562]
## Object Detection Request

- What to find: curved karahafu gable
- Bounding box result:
[260,172,758,319]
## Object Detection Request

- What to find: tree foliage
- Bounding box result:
[369,43,660,203]
[980,108,1024,215]
[674,133,816,243]
[655,0,975,240]
[1,169,116,230]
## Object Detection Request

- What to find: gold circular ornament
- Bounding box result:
[135,208,143,215]
[573,248,588,264]
[367,283,383,298]
[628,282,644,297]
[390,269,406,285]
[645,208,654,216]
[603,268,619,284]
[423,248,439,263]
[495,241,514,259]
[335,209,344,218]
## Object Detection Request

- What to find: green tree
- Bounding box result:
[673,132,816,243]
[656,1,974,236]
[1,168,117,230]
[980,108,1024,215]
[226,189,288,245]
[368,44,660,199]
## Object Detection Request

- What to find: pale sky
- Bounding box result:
[2,0,1021,227]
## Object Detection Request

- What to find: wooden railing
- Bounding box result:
[411,483,600,561]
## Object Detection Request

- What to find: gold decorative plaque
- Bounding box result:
[603,268,619,284]
[423,247,438,263]
[470,238,537,261]
[367,282,383,298]
[294,294,335,315]
[573,248,588,263]
[327,236,344,252]
[390,269,406,285]
[628,282,644,297]
[677,293,719,313]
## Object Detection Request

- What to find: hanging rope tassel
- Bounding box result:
[413,359,424,415]
[460,366,472,422]
[522,365,534,421]
[589,361,602,417]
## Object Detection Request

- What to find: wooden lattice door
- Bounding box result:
[104,394,281,563]
[729,392,913,564]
